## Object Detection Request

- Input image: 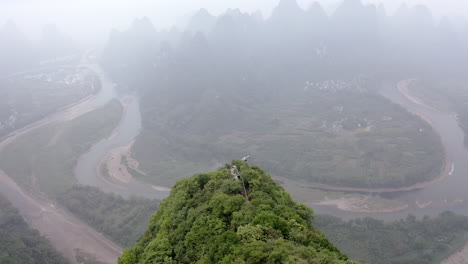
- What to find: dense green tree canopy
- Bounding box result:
[316,212,468,264]
[58,185,159,247]
[119,161,357,264]
[0,195,68,264]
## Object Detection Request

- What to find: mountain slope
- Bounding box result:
[119,161,357,264]
[0,20,35,74]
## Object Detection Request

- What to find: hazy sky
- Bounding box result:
[1,0,467,46]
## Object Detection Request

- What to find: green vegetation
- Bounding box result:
[120,161,356,264]
[410,79,468,144]
[0,66,100,138]
[315,212,468,264]
[0,194,68,264]
[75,250,107,264]
[133,79,444,189]
[0,99,123,196]
[57,185,158,248]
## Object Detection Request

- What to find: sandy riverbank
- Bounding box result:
[98,144,134,184]
[312,197,409,214]
[442,243,468,264]
[96,140,171,193]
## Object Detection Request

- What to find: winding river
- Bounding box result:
[74,64,168,200]
[314,81,468,221]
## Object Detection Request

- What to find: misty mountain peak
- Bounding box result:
[307,2,327,19]
[252,10,263,21]
[42,24,60,38]
[438,16,455,35]
[129,17,157,37]
[187,8,217,34]
[440,16,452,27]
[333,0,377,25]
[270,0,304,22]
[396,3,409,13]
[333,0,368,19]
[376,3,386,17]
[276,0,301,10]
[132,17,154,30]
[217,8,252,28]
[340,0,364,9]
[191,8,215,22]
[272,0,304,16]
[41,24,69,44]
[407,5,435,29]
[195,8,212,17]
[2,19,20,35]
[412,5,434,19]
[4,19,16,28]
[393,3,410,20]
[1,19,30,46]
[225,8,242,17]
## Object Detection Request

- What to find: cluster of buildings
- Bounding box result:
[23,67,93,87]
[303,80,350,93]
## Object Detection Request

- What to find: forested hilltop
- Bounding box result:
[119,161,357,264]
[115,160,468,264]
[0,194,68,264]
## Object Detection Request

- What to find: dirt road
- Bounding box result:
[0,66,123,263]
[0,170,122,264]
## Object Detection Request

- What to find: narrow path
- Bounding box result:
[442,244,468,264]
[230,166,240,181]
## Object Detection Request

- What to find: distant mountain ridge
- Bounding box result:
[0,20,35,74]
[102,0,468,84]
[0,21,78,75]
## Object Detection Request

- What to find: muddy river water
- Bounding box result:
[74,64,168,200]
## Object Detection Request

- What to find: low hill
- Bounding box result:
[119,161,357,264]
